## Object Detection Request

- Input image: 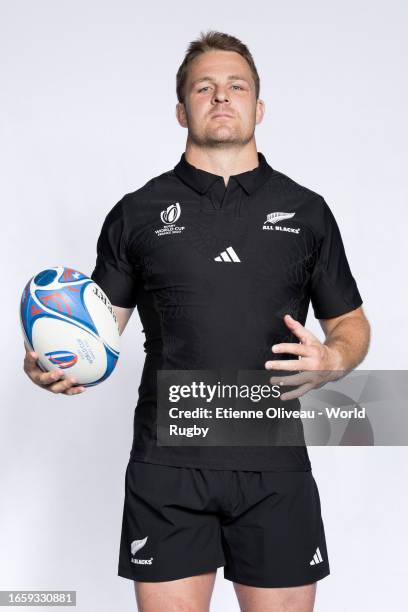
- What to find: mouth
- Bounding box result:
[211,113,234,119]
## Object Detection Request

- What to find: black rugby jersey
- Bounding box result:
[91,151,363,470]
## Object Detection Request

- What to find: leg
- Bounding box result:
[234,581,317,612]
[134,571,217,612]
[221,471,329,604]
[118,462,225,586]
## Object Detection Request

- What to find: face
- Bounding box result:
[176,50,265,148]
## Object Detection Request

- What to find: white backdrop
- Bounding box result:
[1,1,407,610]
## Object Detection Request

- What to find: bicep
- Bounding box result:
[113,305,135,335]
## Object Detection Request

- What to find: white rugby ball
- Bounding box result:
[20,266,120,387]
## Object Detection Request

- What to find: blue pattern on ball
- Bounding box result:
[34,269,58,286]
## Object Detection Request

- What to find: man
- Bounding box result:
[24,31,370,612]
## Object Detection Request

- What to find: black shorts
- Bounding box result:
[118,460,330,588]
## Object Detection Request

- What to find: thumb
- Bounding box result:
[283,314,317,344]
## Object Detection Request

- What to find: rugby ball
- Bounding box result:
[20,266,120,387]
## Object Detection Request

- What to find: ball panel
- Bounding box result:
[57,268,88,284]
[34,269,58,286]
[83,282,120,354]
[32,317,107,384]
[34,282,97,336]
[83,346,119,387]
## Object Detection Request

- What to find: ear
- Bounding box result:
[255,98,265,125]
[176,102,188,128]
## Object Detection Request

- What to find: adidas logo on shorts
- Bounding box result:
[309,547,323,565]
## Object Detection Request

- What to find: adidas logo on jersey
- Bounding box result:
[309,547,323,565]
[214,246,241,262]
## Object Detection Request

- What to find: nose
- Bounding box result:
[212,86,230,104]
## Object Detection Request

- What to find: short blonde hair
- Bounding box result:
[176,30,260,103]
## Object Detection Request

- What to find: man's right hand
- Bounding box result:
[23,345,86,395]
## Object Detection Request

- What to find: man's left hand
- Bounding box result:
[265,314,343,400]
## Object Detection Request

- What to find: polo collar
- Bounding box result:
[173,151,274,195]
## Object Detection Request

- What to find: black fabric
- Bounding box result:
[91,151,363,470]
[118,460,331,587]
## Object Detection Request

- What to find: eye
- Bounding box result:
[232,85,243,90]
[198,86,210,93]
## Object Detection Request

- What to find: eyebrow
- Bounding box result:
[191,75,250,86]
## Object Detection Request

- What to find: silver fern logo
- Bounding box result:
[161,202,181,225]
[131,537,148,556]
[155,202,185,237]
[265,212,295,224]
[130,536,154,566]
[263,211,300,234]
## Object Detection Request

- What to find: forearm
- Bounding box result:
[113,305,135,335]
[324,316,370,372]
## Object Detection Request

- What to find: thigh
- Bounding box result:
[118,461,225,583]
[234,581,316,612]
[222,470,330,589]
[134,572,217,612]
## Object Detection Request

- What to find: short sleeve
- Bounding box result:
[90,197,141,308]
[309,199,363,319]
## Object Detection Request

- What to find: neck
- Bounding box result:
[184,138,259,186]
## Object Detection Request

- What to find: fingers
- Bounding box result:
[23,350,48,381]
[283,314,317,343]
[269,372,312,386]
[38,369,64,385]
[24,350,46,376]
[280,382,315,401]
[24,353,63,385]
[283,314,307,340]
[63,385,86,395]
[49,379,86,394]
[271,343,309,357]
[265,358,312,371]
[268,371,316,399]
[24,349,39,365]
[23,350,86,394]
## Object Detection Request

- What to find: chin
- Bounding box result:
[207,129,240,141]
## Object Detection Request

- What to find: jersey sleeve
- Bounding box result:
[90,197,141,308]
[309,199,363,319]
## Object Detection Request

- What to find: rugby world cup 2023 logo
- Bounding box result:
[155,202,186,236]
